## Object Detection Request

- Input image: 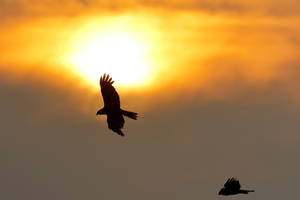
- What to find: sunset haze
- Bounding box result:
[1,0,300,199]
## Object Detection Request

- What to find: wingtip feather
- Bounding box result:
[100,73,115,85]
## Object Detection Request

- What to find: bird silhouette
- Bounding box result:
[218,178,254,196]
[96,74,137,136]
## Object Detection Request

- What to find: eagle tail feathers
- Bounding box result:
[121,110,138,120]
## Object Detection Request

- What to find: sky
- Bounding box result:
[1,0,300,199]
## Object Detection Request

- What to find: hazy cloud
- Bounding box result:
[1,67,300,200]
[1,0,300,20]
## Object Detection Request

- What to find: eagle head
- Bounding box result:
[96,108,106,115]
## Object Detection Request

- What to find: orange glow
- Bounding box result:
[1,11,299,110]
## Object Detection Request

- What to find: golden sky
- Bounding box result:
[1,1,300,200]
[1,0,300,108]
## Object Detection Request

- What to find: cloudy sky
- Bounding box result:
[1,0,300,199]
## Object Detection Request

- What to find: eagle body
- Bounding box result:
[96,74,137,136]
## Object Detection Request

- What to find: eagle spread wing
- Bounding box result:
[97,73,137,136]
[224,178,241,191]
[99,74,125,136]
[100,74,120,109]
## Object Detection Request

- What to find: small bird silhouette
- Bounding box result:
[218,178,254,196]
[96,74,137,136]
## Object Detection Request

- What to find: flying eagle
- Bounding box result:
[96,74,137,136]
[218,178,254,196]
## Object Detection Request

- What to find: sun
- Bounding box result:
[65,22,153,88]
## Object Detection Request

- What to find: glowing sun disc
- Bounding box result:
[66,27,152,88]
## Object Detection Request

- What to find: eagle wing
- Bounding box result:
[100,74,120,109]
[224,178,241,190]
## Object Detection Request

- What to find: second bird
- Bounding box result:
[218,178,254,196]
[96,74,138,136]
